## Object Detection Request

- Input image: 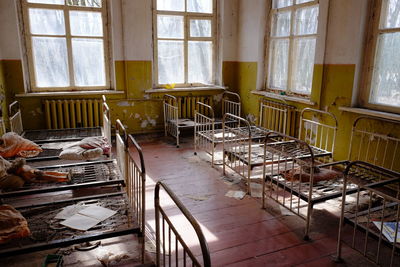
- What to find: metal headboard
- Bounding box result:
[222,91,241,117]
[102,101,111,149]
[116,119,127,180]
[9,101,23,135]
[155,181,211,267]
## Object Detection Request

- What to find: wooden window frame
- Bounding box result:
[360,0,400,114]
[21,0,111,92]
[152,0,217,88]
[264,0,319,97]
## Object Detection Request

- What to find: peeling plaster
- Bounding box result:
[117,101,134,107]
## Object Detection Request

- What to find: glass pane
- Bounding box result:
[72,38,106,86]
[187,0,213,13]
[273,0,293,9]
[157,0,184,11]
[370,33,400,107]
[27,0,64,4]
[382,0,400,29]
[188,41,212,84]
[29,8,65,35]
[66,0,102,7]
[268,39,289,89]
[70,11,103,37]
[157,15,184,39]
[190,19,211,37]
[32,37,69,87]
[291,37,316,94]
[158,40,184,84]
[271,11,291,37]
[296,0,313,4]
[295,5,319,35]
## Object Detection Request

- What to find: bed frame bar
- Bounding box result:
[155,181,211,267]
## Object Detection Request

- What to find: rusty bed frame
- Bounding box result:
[0,120,128,199]
[7,95,112,162]
[155,181,211,267]
[335,161,400,267]
[195,97,295,167]
[0,131,146,260]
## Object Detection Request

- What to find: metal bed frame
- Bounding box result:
[155,181,211,267]
[348,116,400,172]
[0,133,146,260]
[336,161,400,267]
[7,96,111,162]
[194,91,241,166]
[9,95,110,144]
[0,119,128,199]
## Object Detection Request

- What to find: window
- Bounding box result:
[266,0,319,95]
[361,0,400,112]
[153,0,216,87]
[21,0,109,92]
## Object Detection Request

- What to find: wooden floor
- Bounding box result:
[0,134,382,266]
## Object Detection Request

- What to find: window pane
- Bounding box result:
[291,37,316,94]
[27,0,64,4]
[370,33,400,107]
[188,41,212,84]
[157,0,184,11]
[294,5,318,35]
[158,40,184,84]
[268,39,289,89]
[296,0,313,4]
[157,15,184,39]
[187,0,213,13]
[72,38,106,86]
[32,37,69,87]
[66,0,102,7]
[273,0,293,9]
[382,0,400,29]
[70,11,103,37]
[190,19,211,37]
[271,11,291,37]
[29,8,65,35]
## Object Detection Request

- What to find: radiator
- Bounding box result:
[176,96,212,118]
[44,99,102,129]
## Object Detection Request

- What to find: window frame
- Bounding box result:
[20,0,111,92]
[264,0,321,97]
[152,0,218,88]
[360,0,400,114]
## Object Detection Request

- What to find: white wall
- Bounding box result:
[0,0,22,60]
[222,0,239,61]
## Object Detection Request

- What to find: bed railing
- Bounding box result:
[336,161,400,266]
[155,181,211,267]
[163,94,179,146]
[9,101,23,135]
[222,113,253,193]
[194,102,215,163]
[348,116,400,172]
[259,99,296,136]
[222,91,241,117]
[126,134,146,262]
[299,108,337,162]
[116,119,127,180]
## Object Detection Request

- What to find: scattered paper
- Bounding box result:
[61,213,100,231]
[225,190,246,200]
[250,183,262,198]
[79,205,117,221]
[55,204,87,220]
[279,205,294,216]
[373,221,400,243]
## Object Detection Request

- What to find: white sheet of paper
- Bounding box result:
[61,213,100,231]
[55,204,87,220]
[225,190,246,200]
[79,205,117,221]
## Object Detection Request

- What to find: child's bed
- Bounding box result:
[155,181,211,267]
[336,161,400,267]
[164,92,241,147]
[195,98,295,166]
[7,96,111,162]
[0,132,146,260]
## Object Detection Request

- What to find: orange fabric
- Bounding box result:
[0,205,30,244]
[281,167,342,183]
[0,132,42,158]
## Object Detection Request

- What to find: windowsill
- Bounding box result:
[16,90,125,97]
[251,90,316,105]
[339,107,400,122]
[145,86,226,94]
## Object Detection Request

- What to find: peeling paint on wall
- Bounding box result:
[117,101,135,107]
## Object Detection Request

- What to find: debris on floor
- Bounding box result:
[279,205,294,216]
[225,190,246,200]
[250,183,262,198]
[220,175,241,186]
[184,194,212,201]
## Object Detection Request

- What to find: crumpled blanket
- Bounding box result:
[0,204,30,244]
[280,166,342,184]
[0,132,42,158]
[59,136,110,161]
